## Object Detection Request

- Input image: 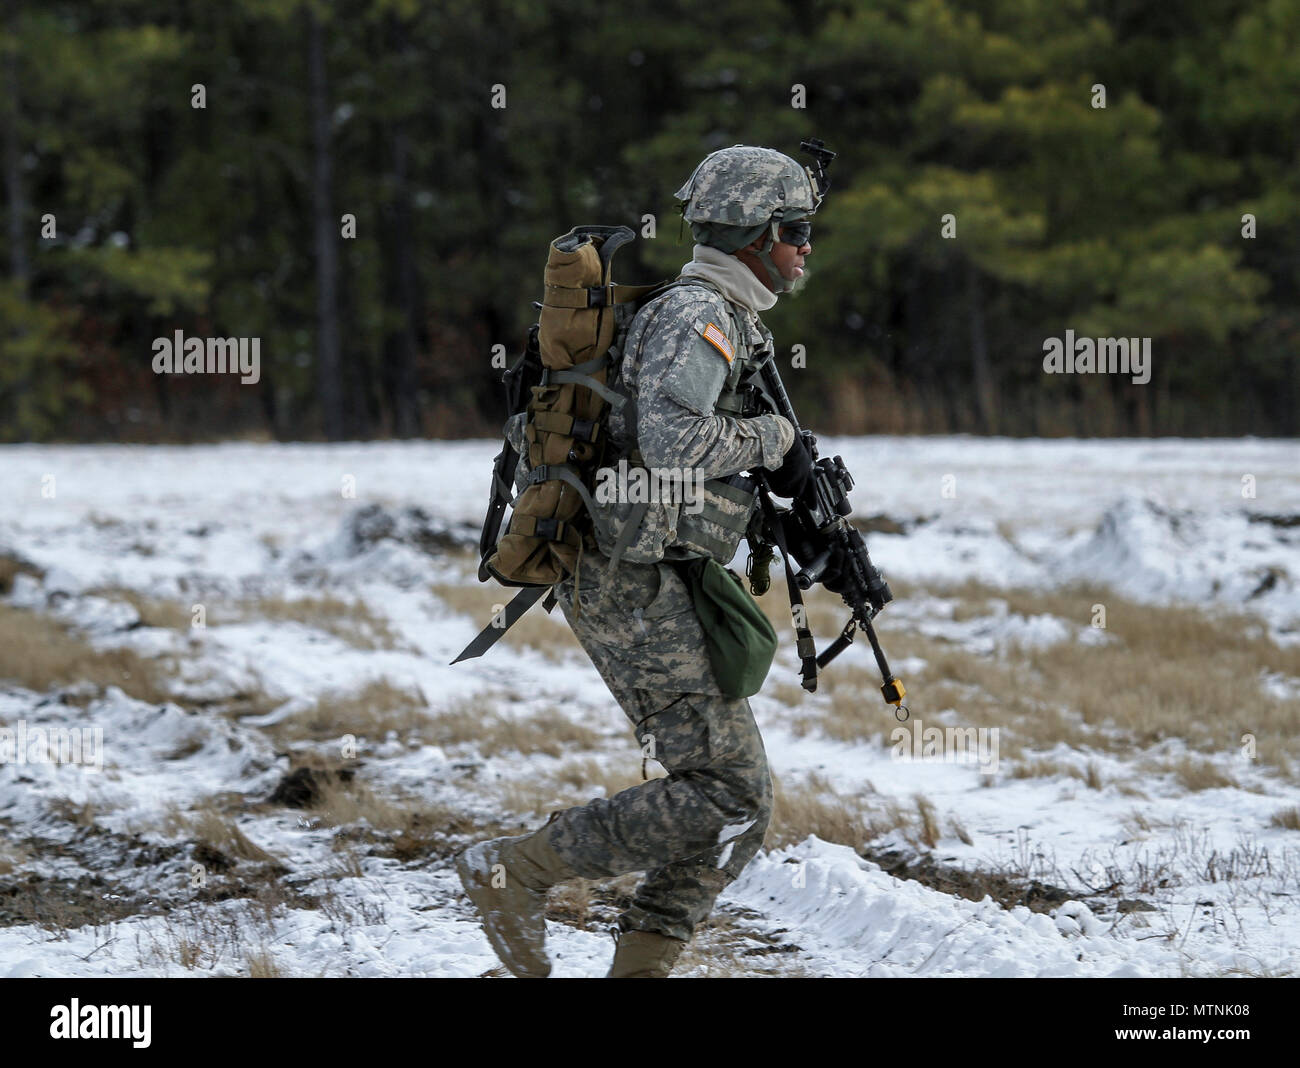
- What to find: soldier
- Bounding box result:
[457,145,820,978]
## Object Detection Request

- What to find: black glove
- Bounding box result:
[763,433,814,498]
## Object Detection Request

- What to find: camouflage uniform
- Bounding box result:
[490,146,819,951]
[559,276,790,930]
[551,555,775,942]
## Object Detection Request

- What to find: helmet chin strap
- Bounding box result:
[752,221,796,295]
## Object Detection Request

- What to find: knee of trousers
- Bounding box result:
[749,766,775,838]
[681,761,773,833]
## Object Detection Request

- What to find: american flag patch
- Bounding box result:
[699,321,733,363]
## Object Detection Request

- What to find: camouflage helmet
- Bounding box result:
[675,145,822,228]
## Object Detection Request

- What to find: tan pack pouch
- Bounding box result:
[488,227,657,586]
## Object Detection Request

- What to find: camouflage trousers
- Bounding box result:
[542,548,774,944]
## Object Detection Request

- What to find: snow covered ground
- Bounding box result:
[0,436,1297,977]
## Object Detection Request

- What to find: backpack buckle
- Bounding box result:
[535,517,563,541]
[570,418,598,442]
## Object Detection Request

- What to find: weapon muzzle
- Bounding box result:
[795,547,834,590]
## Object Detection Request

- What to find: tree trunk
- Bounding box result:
[966,259,997,434]
[306,6,344,440]
[382,133,422,436]
[3,3,28,290]
[382,15,422,439]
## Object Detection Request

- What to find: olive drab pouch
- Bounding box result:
[673,556,778,698]
[484,225,663,588]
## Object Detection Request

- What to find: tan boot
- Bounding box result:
[455,828,575,979]
[606,929,687,978]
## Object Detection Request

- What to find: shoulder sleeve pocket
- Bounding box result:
[694,319,735,364]
[659,330,731,417]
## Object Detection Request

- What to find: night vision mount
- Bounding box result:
[800,138,836,199]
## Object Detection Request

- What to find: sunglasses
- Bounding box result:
[778,220,812,247]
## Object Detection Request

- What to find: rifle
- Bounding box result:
[475,323,543,585]
[743,347,909,720]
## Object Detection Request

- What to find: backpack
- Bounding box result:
[478,224,667,590]
[454,224,760,668]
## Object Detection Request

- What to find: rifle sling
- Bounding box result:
[758,487,819,692]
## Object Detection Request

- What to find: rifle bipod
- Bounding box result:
[817,616,909,722]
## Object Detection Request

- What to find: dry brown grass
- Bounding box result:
[422,697,605,757]
[327,846,366,880]
[1008,756,1112,793]
[268,684,608,760]
[813,659,929,744]
[79,587,404,647]
[0,552,43,595]
[287,771,504,862]
[1005,587,1298,757]
[1160,755,1240,792]
[766,774,995,853]
[245,949,282,978]
[361,798,511,862]
[765,772,905,851]
[234,594,402,650]
[1012,757,1083,781]
[545,880,595,929]
[299,774,415,830]
[0,602,172,704]
[267,678,428,744]
[86,586,193,629]
[1269,806,1300,830]
[176,939,202,969]
[210,685,284,723]
[162,801,280,864]
[496,756,650,818]
[673,904,812,977]
[48,797,118,827]
[915,794,940,848]
[789,632,1036,764]
[792,580,1300,780]
[767,679,811,713]
[929,579,1096,630]
[1121,808,1154,836]
[132,889,291,974]
[0,833,30,876]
